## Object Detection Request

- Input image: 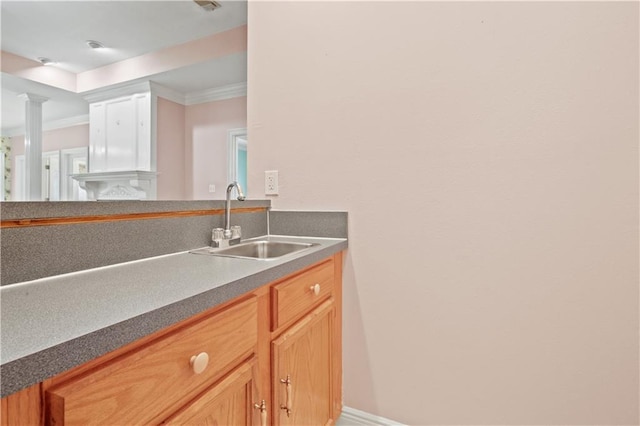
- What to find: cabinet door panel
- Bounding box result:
[163,357,260,426]
[105,97,137,171]
[134,93,151,170]
[89,103,106,172]
[272,300,334,426]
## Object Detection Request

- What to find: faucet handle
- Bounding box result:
[230,225,242,239]
[212,228,224,240]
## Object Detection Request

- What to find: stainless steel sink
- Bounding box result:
[190,240,318,260]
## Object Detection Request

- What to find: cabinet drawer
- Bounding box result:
[46,296,258,426]
[272,259,334,331]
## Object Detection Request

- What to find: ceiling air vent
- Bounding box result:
[193,0,222,11]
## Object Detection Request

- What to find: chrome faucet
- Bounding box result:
[212,181,245,247]
[224,181,245,238]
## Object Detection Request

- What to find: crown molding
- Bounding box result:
[151,84,186,105]
[44,114,90,132]
[3,114,90,137]
[82,81,159,103]
[185,82,247,105]
[82,80,246,106]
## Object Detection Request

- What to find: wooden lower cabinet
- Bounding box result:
[272,300,336,426]
[1,385,41,426]
[0,252,343,426]
[46,296,259,426]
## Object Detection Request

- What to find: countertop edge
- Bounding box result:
[0,239,347,397]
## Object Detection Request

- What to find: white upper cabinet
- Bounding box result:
[89,92,152,173]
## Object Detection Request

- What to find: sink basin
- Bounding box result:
[190,240,318,260]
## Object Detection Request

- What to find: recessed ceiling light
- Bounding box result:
[37,57,56,66]
[86,40,105,49]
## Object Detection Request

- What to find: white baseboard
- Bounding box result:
[337,406,406,426]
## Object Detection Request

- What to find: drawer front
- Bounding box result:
[272,259,334,331]
[47,296,258,426]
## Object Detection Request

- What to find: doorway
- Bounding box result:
[228,128,248,195]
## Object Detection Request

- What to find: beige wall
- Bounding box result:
[248,2,639,424]
[185,96,247,199]
[10,124,88,156]
[157,97,186,200]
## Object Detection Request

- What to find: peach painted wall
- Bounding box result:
[11,124,88,156]
[157,97,186,200]
[184,96,247,200]
[248,2,639,425]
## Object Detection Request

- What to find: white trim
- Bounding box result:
[44,114,90,132]
[185,82,247,105]
[3,114,90,137]
[117,82,247,106]
[338,407,406,426]
[227,128,248,184]
[18,93,49,103]
[82,81,170,103]
[152,84,186,105]
[71,170,158,200]
[60,147,88,201]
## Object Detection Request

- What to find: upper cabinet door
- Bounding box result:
[88,102,106,172]
[89,93,151,173]
[104,97,137,171]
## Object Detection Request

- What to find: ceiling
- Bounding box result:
[1,0,247,135]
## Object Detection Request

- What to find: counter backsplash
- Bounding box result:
[0,200,269,285]
[0,202,348,285]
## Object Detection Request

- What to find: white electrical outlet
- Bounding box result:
[265,170,279,195]
[208,184,216,193]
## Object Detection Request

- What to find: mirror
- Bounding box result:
[1,0,248,201]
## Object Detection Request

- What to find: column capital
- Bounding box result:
[18,93,49,103]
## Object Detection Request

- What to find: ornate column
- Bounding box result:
[18,93,49,201]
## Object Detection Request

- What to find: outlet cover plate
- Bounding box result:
[265,170,278,195]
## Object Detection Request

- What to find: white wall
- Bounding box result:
[248,2,639,424]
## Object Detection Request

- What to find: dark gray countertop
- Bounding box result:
[0,235,347,397]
